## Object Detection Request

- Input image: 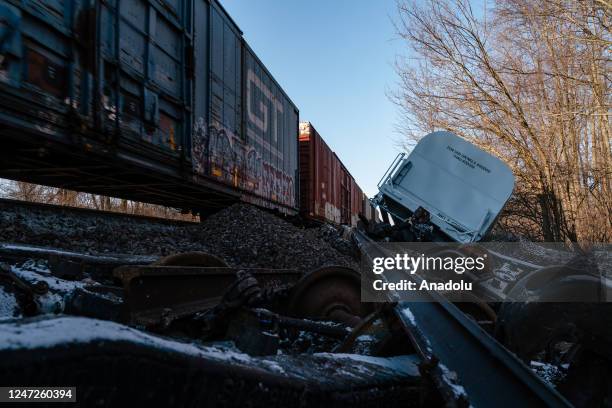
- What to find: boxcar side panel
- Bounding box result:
[299,122,342,224]
[190,1,298,213]
[191,2,243,184]
[351,181,363,226]
[299,122,369,226]
[242,44,298,210]
[192,0,210,158]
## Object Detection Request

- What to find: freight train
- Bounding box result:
[0,0,372,225]
[299,122,373,226]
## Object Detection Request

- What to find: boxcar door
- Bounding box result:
[98,0,192,158]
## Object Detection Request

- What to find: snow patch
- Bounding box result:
[530,360,567,386]
[0,317,258,366]
[9,263,89,314]
[11,262,87,293]
[438,363,469,399]
[356,334,376,342]
[261,360,286,374]
[401,307,417,325]
[313,352,420,377]
[0,289,19,321]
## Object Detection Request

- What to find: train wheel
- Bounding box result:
[287,266,373,326]
[496,268,612,407]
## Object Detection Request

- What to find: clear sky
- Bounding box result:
[221,0,403,196]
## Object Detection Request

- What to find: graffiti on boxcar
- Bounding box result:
[192,118,295,208]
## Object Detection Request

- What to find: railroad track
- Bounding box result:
[0,233,419,406]
[0,197,199,226]
[352,229,572,408]
[0,197,577,406]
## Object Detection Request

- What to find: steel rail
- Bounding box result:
[0,198,199,226]
[353,229,572,408]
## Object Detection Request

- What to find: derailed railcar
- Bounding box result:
[372,131,514,242]
[0,0,299,215]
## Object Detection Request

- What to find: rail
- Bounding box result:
[352,229,572,408]
[0,198,198,225]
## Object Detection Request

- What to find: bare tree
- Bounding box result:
[392,0,611,241]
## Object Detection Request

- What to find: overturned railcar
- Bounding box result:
[0,0,299,215]
[372,131,514,242]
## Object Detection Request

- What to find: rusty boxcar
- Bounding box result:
[298,121,368,226]
[0,0,298,215]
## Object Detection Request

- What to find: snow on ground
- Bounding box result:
[0,316,255,364]
[0,316,420,381]
[0,289,19,321]
[401,307,417,325]
[438,363,469,399]
[11,260,88,293]
[313,352,420,377]
[530,360,568,387]
[356,334,376,342]
[9,261,89,314]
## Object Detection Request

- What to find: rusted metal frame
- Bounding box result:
[113,265,301,327]
[353,230,572,408]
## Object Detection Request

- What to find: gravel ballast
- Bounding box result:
[0,202,357,272]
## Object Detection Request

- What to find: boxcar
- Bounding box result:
[0,0,299,215]
[362,193,377,223]
[298,121,366,226]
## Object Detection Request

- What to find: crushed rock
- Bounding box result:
[196,204,358,271]
[0,203,357,272]
[306,224,358,260]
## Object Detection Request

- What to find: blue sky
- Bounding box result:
[221,0,403,196]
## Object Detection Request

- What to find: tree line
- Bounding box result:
[0,180,198,221]
[393,0,611,241]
